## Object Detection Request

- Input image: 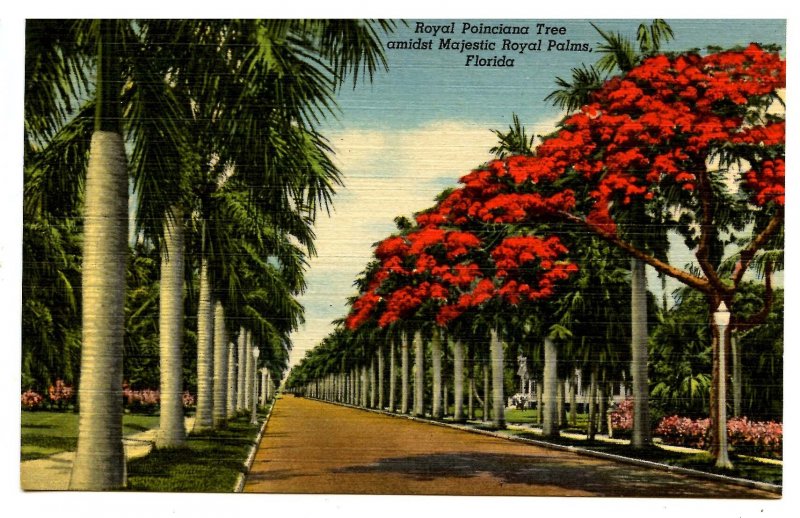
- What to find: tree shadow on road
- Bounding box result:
[333,452,775,499]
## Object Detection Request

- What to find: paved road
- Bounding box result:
[243,397,778,497]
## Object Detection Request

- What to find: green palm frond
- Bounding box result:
[544,64,604,112]
[490,113,536,158]
[24,20,92,155]
[24,100,94,218]
[592,22,639,73]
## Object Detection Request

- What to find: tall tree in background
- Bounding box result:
[546,19,674,449]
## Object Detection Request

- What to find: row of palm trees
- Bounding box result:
[23,19,396,490]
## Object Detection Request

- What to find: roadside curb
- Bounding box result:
[234,398,277,493]
[308,397,782,496]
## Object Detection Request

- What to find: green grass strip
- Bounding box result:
[508,430,783,486]
[21,411,161,461]
[125,413,263,493]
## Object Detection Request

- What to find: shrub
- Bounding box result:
[48,379,74,409]
[609,397,634,434]
[123,383,160,413]
[654,415,709,449]
[655,415,783,459]
[182,391,195,408]
[727,417,782,458]
[21,389,44,410]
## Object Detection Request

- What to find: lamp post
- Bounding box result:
[251,347,260,425]
[714,302,732,469]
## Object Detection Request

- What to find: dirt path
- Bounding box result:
[243,397,778,498]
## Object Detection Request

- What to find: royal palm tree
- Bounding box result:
[24,19,189,489]
[545,19,674,449]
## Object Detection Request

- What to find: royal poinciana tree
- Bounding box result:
[423,44,783,466]
[298,43,782,468]
[348,45,785,466]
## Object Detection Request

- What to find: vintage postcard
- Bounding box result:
[9,10,790,517]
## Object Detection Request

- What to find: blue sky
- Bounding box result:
[291,19,787,366]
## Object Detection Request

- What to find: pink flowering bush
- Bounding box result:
[182,391,195,408]
[123,383,160,413]
[727,417,782,459]
[656,415,783,459]
[48,379,74,409]
[654,415,710,449]
[609,397,634,434]
[21,389,44,410]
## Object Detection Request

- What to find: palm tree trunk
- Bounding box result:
[587,364,598,440]
[630,258,651,448]
[557,378,566,427]
[598,371,608,435]
[468,366,475,420]
[388,339,396,412]
[453,340,465,421]
[369,356,376,408]
[156,206,185,449]
[482,362,489,422]
[244,331,253,410]
[543,337,559,437]
[401,334,410,414]
[236,328,246,411]
[70,128,128,490]
[569,373,577,426]
[350,369,359,406]
[377,345,385,409]
[361,365,368,407]
[260,369,268,406]
[413,331,425,417]
[443,378,449,417]
[212,301,228,429]
[431,330,443,419]
[193,258,214,432]
[490,330,505,428]
[536,380,543,425]
[348,370,353,404]
[732,333,742,417]
[226,342,236,419]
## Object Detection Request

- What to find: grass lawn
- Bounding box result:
[508,429,782,486]
[125,410,266,492]
[21,410,161,461]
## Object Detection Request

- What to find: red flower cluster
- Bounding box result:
[745,158,785,206]
[491,236,578,304]
[345,291,381,330]
[346,226,487,329]
[346,46,784,331]
[379,281,449,327]
[21,389,44,410]
[48,379,74,402]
